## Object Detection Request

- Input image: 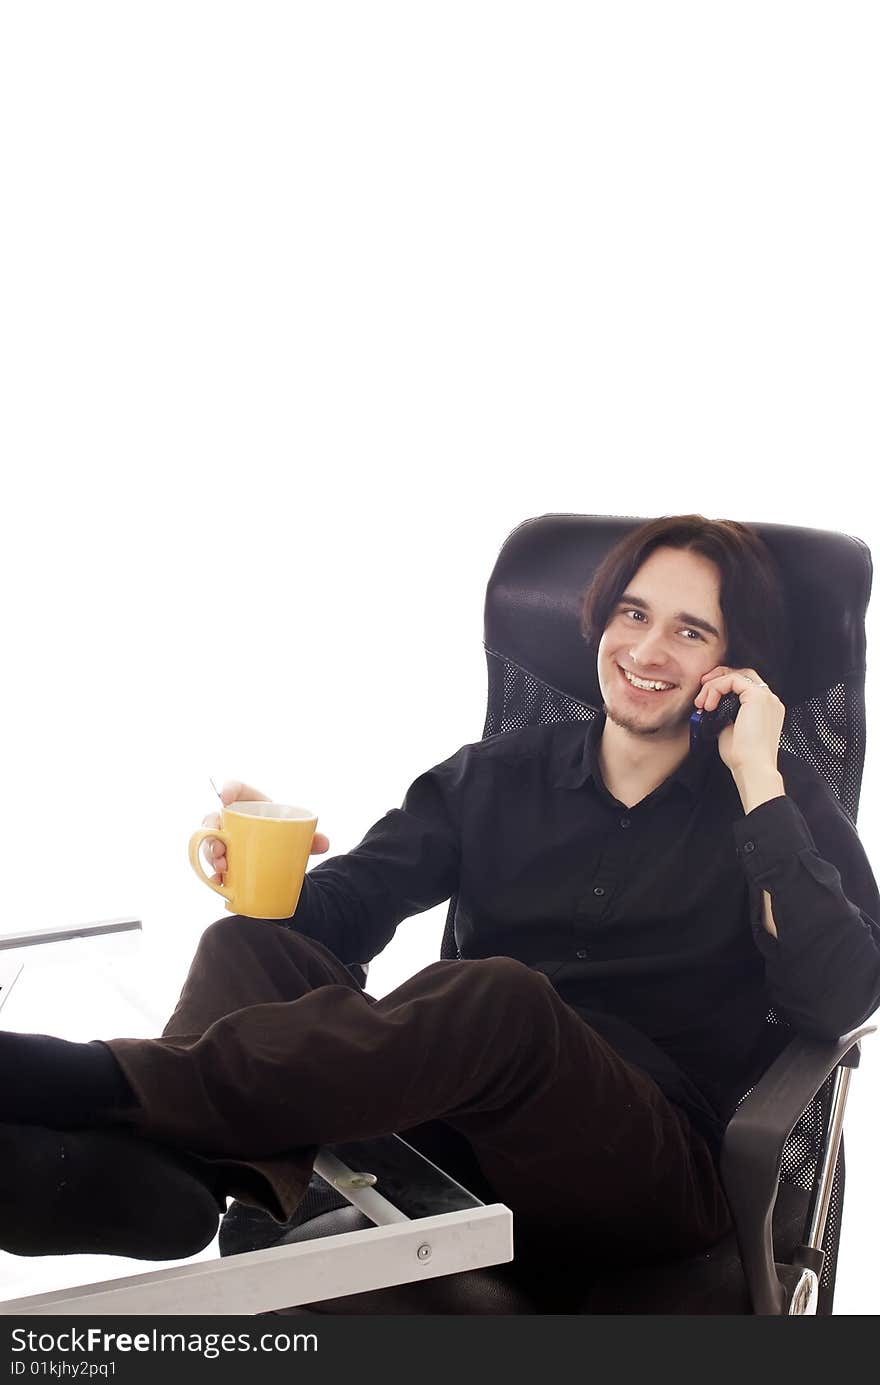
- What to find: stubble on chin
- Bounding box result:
[602,698,691,739]
[603,702,662,737]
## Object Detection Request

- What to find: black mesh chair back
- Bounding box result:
[438,513,873,1312]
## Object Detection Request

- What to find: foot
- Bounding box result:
[0,1123,222,1260]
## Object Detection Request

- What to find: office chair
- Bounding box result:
[218,513,877,1316]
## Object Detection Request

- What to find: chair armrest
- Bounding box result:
[720,1022,876,1314]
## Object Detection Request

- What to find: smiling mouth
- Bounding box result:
[617,664,678,694]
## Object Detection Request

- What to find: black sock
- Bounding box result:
[0,1124,222,1260]
[0,1032,138,1127]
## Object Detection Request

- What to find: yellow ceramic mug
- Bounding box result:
[188,801,318,919]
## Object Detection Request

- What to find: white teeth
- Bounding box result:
[621,667,676,692]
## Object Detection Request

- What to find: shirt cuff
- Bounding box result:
[732,793,817,883]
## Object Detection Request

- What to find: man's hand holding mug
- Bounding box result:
[188,780,330,919]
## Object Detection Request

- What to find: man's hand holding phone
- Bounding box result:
[693,666,785,778]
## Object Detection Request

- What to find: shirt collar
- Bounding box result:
[552,707,715,802]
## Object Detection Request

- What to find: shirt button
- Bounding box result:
[620,818,631,829]
[593,886,605,897]
[576,949,588,959]
[743,840,756,854]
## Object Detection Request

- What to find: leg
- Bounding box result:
[157,914,368,1038]
[104,918,730,1260]
[141,918,501,1210]
[113,915,379,1219]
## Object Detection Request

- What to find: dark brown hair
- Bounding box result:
[579,515,790,691]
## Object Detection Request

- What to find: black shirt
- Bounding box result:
[287,711,880,1156]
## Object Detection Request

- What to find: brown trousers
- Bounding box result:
[105,916,732,1262]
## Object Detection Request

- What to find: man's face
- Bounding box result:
[597,545,728,741]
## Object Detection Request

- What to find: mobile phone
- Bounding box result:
[689,691,740,753]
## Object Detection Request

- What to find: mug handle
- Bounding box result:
[188,826,233,902]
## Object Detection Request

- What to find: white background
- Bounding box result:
[0,2,877,1313]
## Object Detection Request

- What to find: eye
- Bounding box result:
[620,609,704,641]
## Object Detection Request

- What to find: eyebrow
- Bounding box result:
[617,593,721,640]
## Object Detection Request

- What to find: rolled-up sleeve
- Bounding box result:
[283,749,466,964]
[732,777,880,1039]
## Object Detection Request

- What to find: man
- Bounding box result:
[2,514,878,1270]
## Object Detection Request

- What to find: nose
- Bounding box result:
[629,629,675,670]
